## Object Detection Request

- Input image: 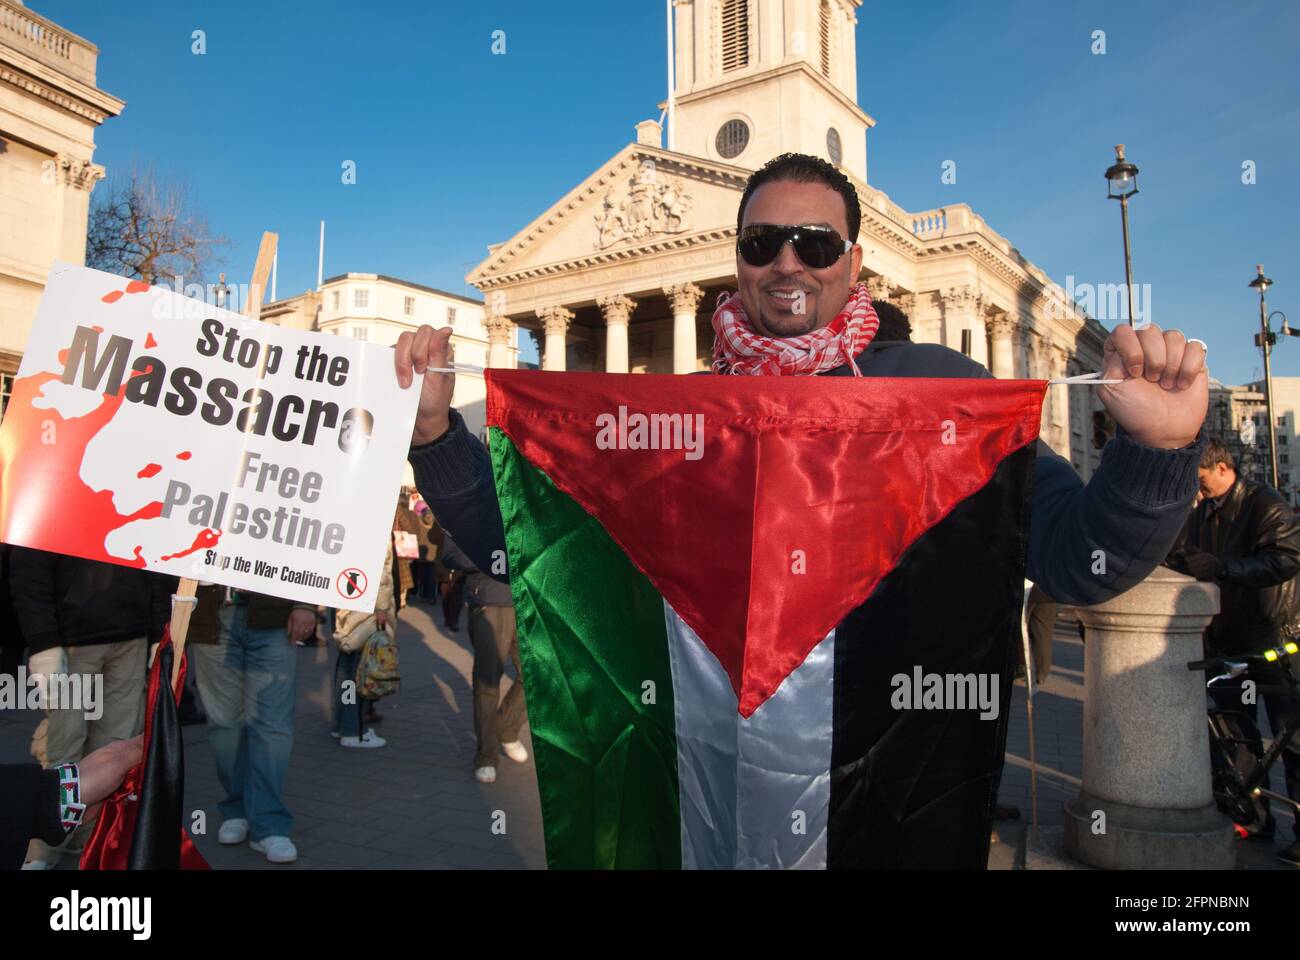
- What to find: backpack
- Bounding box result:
[355,625,400,700]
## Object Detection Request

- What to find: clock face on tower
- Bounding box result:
[716,118,750,159]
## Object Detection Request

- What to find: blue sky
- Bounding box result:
[38,0,1300,384]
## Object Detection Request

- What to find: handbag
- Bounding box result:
[355,625,401,700]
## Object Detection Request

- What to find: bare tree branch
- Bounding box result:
[86,165,230,286]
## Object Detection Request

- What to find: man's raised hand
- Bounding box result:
[396,325,456,447]
[1097,322,1209,450]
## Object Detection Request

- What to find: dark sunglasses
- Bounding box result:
[737,224,852,269]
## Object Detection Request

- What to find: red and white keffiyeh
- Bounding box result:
[711,282,880,376]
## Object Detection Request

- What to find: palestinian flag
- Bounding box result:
[488,369,1046,869]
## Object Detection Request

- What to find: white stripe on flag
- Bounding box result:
[663,603,835,869]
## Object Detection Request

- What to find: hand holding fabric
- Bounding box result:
[1098,322,1208,450]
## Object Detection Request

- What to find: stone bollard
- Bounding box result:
[1063,566,1235,869]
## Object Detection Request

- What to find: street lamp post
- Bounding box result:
[1104,144,1140,327]
[214,272,230,311]
[1249,265,1285,490]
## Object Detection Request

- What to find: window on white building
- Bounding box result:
[352,326,369,341]
[404,296,415,317]
[354,289,370,309]
[1279,415,1288,427]
[331,290,340,310]
[447,306,457,324]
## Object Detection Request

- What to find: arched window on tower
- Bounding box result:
[721,0,749,72]
[819,1,833,78]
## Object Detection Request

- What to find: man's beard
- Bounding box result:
[755,285,821,337]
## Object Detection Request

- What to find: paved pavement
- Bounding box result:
[1,604,1292,869]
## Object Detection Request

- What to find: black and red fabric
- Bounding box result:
[80,627,208,870]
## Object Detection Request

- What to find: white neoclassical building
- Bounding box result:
[0,0,122,418]
[262,272,506,439]
[466,0,1110,478]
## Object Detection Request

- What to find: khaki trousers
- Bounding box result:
[27,637,146,863]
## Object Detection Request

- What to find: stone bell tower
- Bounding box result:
[667,0,873,181]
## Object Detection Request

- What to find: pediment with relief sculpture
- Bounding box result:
[467,144,751,287]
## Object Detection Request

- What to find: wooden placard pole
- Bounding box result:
[169,232,279,688]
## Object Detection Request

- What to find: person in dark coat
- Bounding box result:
[1167,438,1300,863]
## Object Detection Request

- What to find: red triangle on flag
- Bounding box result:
[488,370,1045,717]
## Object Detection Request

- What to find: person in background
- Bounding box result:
[187,586,317,865]
[393,492,422,607]
[441,534,528,783]
[1166,438,1300,864]
[0,544,25,682]
[9,548,173,869]
[332,544,395,749]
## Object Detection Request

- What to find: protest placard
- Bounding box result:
[0,262,419,612]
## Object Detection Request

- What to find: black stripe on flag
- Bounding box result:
[828,443,1035,869]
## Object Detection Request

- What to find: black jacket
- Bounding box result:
[1167,476,1300,655]
[7,548,175,655]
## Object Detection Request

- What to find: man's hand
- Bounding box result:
[287,608,316,645]
[1183,547,1222,582]
[375,611,391,629]
[79,735,144,806]
[395,325,456,446]
[1097,323,1208,450]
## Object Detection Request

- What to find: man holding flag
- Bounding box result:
[394,153,1209,868]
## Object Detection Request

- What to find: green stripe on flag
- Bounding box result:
[489,428,681,869]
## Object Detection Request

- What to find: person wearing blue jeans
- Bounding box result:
[189,588,316,864]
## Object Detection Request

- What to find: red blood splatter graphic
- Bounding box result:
[137,463,162,479]
[160,528,220,561]
[101,290,123,304]
[176,451,192,461]
[133,545,145,563]
[145,333,157,348]
[91,325,104,333]
[57,349,68,365]
[0,370,161,568]
[126,280,150,294]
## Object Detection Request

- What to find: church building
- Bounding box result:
[467,0,1109,476]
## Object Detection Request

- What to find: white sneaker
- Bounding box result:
[217,818,249,845]
[20,859,53,870]
[474,765,497,783]
[250,835,298,863]
[339,730,386,749]
[501,740,529,764]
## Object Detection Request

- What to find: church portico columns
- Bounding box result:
[597,294,636,374]
[484,314,517,369]
[986,310,1017,379]
[537,305,574,372]
[940,285,986,365]
[665,282,705,374]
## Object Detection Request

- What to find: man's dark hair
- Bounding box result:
[736,153,861,243]
[871,298,912,342]
[1200,438,1236,472]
